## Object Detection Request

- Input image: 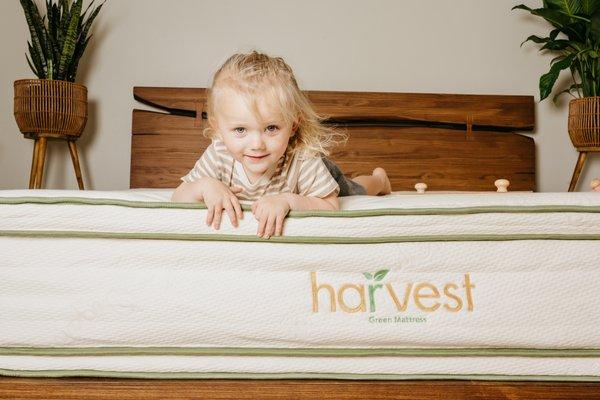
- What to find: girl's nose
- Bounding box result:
[249,132,265,149]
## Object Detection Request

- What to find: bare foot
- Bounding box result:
[373,167,391,195]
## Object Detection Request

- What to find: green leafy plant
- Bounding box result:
[19,0,105,82]
[513,0,600,101]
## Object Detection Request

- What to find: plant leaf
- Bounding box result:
[552,83,582,102]
[19,0,47,77]
[590,10,600,43]
[363,272,373,280]
[67,34,90,81]
[521,34,552,46]
[58,0,82,80]
[27,40,44,77]
[545,0,582,15]
[581,0,600,15]
[25,53,41,78]
[374,269,389,281]
[512,4,533,12]
[539,54,576,100]
[540,39,573,50]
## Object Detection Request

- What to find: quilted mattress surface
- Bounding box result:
[1,189,599,380]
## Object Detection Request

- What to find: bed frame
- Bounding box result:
[4,88,600,399]
[129,87,536,191]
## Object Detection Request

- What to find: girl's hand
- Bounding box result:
[251,194,291,238]
[201,179,244,229]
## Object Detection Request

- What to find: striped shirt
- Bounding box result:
[181,139,340,202]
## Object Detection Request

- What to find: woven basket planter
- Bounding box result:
[14,79,87,138]
[568,97,600,149]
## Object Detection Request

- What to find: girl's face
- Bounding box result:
[213,86,296,183]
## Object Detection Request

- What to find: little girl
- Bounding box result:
[171,51,391,238]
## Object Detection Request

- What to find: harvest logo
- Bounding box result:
[311,269,475,314]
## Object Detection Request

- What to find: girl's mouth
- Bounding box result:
[245,154,268,162]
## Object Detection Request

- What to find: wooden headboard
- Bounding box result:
[131,88,535,191]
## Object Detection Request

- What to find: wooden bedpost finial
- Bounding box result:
[415,182,428,194]
[495,179,510,193]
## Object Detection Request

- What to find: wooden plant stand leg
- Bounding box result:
[33,137,48,189]
[28,138,40,189]
[568,151,587,192]
[67,140,84,190]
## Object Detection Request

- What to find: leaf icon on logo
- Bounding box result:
[363,272,373,279]
[374,269,389,281]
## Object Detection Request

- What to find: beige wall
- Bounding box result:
[1,0,598,192]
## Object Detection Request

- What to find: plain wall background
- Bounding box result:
[1,0,599,192]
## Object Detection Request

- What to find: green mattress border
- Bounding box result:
[3,196,600,218]
[2,347,600,357]
[0,368,598,381]
[1,229,600,243]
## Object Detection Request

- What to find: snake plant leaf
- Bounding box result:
[80,0,96,23]
[374,269,389,281]
[80,1,104,42]
[20,0,47,75]
[47,1,63,62]
[58,0,71,53]
[539,54,576,100]
[27,41,43,78]
[25,53,41,78]
[47,58,54,80]
[67,34,90,81]
[20,0,104,82]
[31,4,51,61]
[58,0,82,80]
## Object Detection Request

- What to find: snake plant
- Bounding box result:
[513,0,600,101]
[19,0,104,82]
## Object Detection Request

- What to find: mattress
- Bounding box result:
[1,188,600,381]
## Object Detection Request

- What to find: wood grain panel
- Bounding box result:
[2,378,599,400]
[133,87,535,130]
[131,123,534,191]
[132,110,207,136]
[332,126,535,191]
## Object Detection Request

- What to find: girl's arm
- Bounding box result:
[171,181,205,203]
[283,192,339,211]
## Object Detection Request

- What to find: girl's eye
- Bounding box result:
[265,125,279,133]
[234,127,246,135]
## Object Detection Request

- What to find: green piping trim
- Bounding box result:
[1,230,600,244]
[0,368,599,381]
[3,196,600,218]
[1,347,600,357]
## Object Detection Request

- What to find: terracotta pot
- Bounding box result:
[13,79,87,138]
[568,96,600,149]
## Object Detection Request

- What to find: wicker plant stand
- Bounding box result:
[14,79,87,189]
[568,97,600,191]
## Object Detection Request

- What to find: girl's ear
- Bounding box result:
[291,121,299,135]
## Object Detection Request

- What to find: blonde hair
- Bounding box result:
[203,51,347,158]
